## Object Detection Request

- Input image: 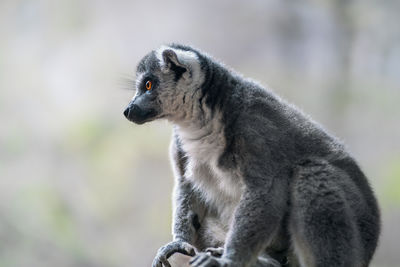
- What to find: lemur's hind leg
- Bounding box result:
[289,159,362,267]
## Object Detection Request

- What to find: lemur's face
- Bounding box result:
[124,46,204,124]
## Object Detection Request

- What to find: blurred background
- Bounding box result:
[1,0,399,266]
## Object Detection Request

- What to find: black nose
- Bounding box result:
[123,107,130,118]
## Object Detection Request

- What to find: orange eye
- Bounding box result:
[145,80,152,90]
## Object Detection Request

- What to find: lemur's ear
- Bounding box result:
[159,47,202,81]
[162,49,185,69]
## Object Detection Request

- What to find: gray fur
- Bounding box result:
[124,44,380,267]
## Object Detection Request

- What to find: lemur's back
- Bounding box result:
[224,72,380,262]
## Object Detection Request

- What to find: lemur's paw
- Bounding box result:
[152,240,196,267]
[190,252,231,267]
[205,247,224,257]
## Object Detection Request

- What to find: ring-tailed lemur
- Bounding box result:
[123,44,380,267]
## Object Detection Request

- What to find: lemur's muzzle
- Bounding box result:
[123,105,134,119]
[124,101,158,125]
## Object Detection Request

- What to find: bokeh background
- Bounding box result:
[1,0,399,266]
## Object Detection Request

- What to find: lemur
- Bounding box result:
[123,44,380,267]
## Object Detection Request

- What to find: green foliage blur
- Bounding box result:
[0,0,399,266]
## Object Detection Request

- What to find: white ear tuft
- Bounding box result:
[156,45,204,86]
[157,46,199,71]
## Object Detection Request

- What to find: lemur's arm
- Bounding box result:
[152,133,203,267]
[190,178,287,267]
[223,177,287,266]
[190,171,287,267]
[222,119,289,266]
[190,117,288,267]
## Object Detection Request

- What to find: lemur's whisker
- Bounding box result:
[118,76,137,91]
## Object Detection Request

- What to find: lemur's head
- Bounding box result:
[124,44,205,124]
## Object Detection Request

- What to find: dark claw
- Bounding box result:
[205,247,224,257]
[189,252,230,267]
[160,257,171,267]
[189,255,198,265]
[190,253,208,266]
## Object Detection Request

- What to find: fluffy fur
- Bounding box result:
[123,44,380,267]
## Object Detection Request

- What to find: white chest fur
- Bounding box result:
[177,123,243,218]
